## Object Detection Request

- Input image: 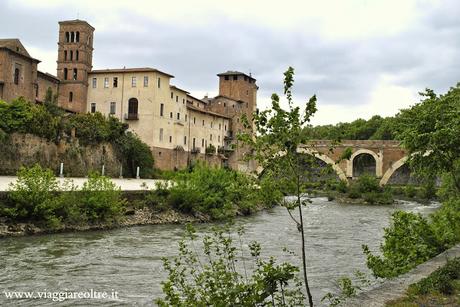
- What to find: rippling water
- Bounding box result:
[0,198,439,306]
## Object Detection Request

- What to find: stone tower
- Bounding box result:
[56,20,94,113]
[217,71,258,117]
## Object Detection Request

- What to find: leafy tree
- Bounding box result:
[115,131,154,178]
[239,67,319,306]
[398,85,460,193]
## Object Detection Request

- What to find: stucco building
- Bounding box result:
[0,19,258,172]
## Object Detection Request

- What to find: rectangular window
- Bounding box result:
[132,76,136,87]
[185,114,187,121]
[184,136,187,145]
[113,77,118,88]
[73,69,78,80]
[90,103,96,113]
[182,98,185,104]
[170,112,173,119]
[171,92,173,99]
[193,138,196,148]
[159,128,163,141]
[202,139,204,147]
[219,123,221,130]
[211,122,213,128]
[210,134,213,141]
[144,76,149,87]
[157,78,161,88]
[225,125,227,131]
[169,136,172,143]
[193,117,196,124]
[160,103,164,116]
[218,135,220,142]
[224,75,229,80]
[110,102,116,114]
[177,113,180,120]
[233,75,238,80]
[104,77,109,88]
[92,78,97,88]
[176,95,178,102]
[202,120,205,126]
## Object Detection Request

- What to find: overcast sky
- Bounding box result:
[2,0,459,125]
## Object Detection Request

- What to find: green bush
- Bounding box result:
[80,172,126,223]
[7,164,60,222]
[404,185,417,198]
[431,199,460,249]
[363,211,442,278]
[346,175,392,203]
[166,164,260,220]
[1,166,127,227]
[409,257,460,295]
[0,98,60,140]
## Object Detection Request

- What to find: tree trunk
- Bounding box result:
[298,186,314,306]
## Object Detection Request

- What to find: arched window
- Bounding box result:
[14,68,20,85]
[65,32,70,42]
[71,32,75,42]
[76,32,80,42]
[63,68,68,80]
[127,98,139,120]
[73,68,77,80]
[69,92,73,102]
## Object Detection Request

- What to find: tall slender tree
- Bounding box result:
[239,67,319,306]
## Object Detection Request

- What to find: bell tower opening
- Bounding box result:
[57,19,95,113]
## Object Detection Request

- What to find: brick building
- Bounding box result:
[0,19,258,172]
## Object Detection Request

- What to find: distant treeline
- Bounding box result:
[303,115,401,140]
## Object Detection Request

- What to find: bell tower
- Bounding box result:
[56,20,94,113]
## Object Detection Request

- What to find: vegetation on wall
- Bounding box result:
[0,92,154,178]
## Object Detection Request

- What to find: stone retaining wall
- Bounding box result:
[344,244,460,307]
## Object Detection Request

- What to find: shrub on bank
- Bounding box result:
[347,175,394,204]
[145,164,264,220]
[363,198,460,278]
[0,165,126,228]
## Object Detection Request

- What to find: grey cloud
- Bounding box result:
[1,0,459,118]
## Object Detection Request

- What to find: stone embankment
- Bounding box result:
[0,207,210,238]
[343,244,460,307]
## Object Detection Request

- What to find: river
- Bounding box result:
[0,198,439,306]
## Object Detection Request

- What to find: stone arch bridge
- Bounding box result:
[258,140,408,186]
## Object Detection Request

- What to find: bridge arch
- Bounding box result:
[347,149,382,178]
[379,156,408,186]
[255,148,347,182]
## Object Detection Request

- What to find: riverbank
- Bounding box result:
[343,244,460,307]
[0,206,212,238]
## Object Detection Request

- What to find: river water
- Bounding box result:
[0,198,439,306]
